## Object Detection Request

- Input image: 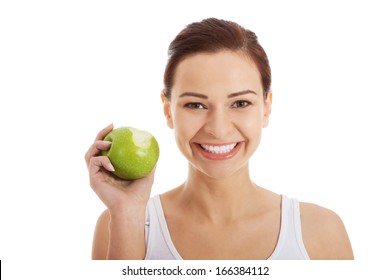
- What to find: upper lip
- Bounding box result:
[195,142,241,146]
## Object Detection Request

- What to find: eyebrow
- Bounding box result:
[228,90,257,98]
[179,92,208,99]
[179,90,257,99]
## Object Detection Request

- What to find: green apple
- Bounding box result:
[101,127,159,180]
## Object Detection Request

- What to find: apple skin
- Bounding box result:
[101,127,159,180]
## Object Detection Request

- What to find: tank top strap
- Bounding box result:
[144,195,182,260]
[268,195,310,260]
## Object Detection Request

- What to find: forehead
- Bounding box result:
[172,50,263,95]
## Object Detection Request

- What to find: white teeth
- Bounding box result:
[200,143,237,154]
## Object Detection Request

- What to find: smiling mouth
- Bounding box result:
[195,142,242,160]
[199,143,238,154]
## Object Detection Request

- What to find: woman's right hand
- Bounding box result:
[85,124,155,212]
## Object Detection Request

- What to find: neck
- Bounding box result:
[180,163,260,223]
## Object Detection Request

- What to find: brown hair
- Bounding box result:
[163,18,271,100]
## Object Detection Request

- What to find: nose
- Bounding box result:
[203,108,233,139]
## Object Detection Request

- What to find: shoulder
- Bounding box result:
[92,209,110,260]
[299,202,354,260]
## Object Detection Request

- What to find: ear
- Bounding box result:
[262,91,272,128]
[161,91,174,129]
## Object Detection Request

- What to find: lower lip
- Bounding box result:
[195,142,243,160]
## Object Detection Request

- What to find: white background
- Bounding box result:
[1,0,389,278]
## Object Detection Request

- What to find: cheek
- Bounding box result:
[237,110,262,130]
[173,111,204,148]
[235,112,263,145]
[248,121,263,146]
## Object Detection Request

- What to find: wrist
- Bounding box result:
[108,204,146,224]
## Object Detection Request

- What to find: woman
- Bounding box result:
[85,18,354,260]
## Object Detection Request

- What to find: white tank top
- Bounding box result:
[144,195,310,260]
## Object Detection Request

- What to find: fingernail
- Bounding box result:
[103,141,112,145]
[108,163,115,172]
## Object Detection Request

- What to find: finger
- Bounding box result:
[90,140,112,156]
[84,123,113,165]
[96,140,112,150]
[84,140,112,166]
[95,123,114,141]
[89,155,115,177]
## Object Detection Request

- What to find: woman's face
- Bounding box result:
[163,50,272,179]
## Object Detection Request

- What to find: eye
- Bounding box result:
[184,103,207,109]
[232,100,252,108]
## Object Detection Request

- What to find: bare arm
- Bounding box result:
[86,124,154,260]
[92,208,146,260]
